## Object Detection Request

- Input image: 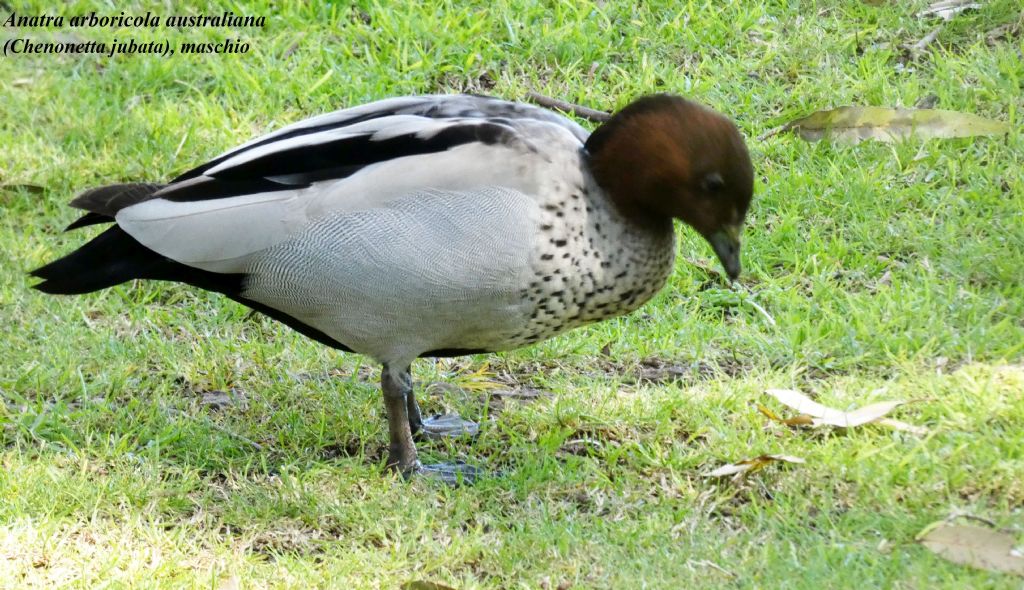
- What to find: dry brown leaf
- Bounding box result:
[757,404,815,426]
[765,389,927,433]
[917,521,1024,576]
[774,106,1009,144]
[705,454,805,480]
[756,403,785,422]
[918,0,983,20]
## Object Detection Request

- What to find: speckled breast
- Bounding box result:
[509,181,677,347]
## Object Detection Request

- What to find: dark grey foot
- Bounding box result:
[415,461,485,486]
[419,413,480,440]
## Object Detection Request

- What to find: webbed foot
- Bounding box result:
[413,461,484,486]
[418,413,480,439]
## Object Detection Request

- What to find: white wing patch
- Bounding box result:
[115,190,307,273]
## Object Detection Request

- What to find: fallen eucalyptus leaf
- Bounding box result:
[705,454,805,480]
[767,389,904,427]
[765,389,927,433]
[917,521,1024,576]
[918,0,982,20]
[775,106,1009,144]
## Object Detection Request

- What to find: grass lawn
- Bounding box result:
[2,0,1023,587]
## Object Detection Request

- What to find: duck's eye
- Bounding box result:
[701,172,725,193]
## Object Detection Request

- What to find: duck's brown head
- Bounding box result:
[585,95,754,279]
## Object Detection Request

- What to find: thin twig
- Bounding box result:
[947,512,1000,529]
[907,26,943,59]
[756,124,790,142]
[526,91,611,123]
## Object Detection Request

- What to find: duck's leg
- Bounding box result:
[382,364,419,474]
[382,364,483,485]
[405,387,480,440]
[405,382,424,436]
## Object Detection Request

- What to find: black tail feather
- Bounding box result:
[70,182,164,217]
[64,211,114,231]
[31,224,251,298]
[60,182,165,233]
[30,225,352,351]
[31,226,167,294]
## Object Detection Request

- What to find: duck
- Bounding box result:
[31,93,754,483]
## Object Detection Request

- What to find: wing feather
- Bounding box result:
[114,95,586,274]
[174,94,587,182]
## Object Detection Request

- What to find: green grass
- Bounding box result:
[2,0,1023,587]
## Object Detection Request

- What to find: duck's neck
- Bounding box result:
[584,143,679,236]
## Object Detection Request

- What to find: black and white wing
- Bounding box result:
[106,95,588,273]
